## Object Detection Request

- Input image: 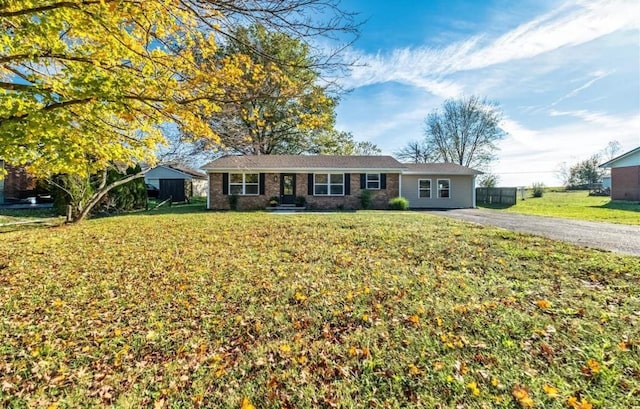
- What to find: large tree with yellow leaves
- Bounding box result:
[0,0,356,221]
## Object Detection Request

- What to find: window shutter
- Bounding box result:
[345,173,351,195]
[222,173,229,195]
[381,173,387,189]
[360,173,366,189]
[259,173,265,195]
[308,173,313,195]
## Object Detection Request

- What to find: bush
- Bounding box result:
[295,196,307,207]
[268,196,279,207]
[389,197,409,210]
[228,194,239,210]
[531,182,545,198]
[359,189,373,209]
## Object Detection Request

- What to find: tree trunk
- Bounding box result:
[67,171,146,223]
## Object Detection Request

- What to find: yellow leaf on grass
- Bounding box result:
[535,300,551,309]
[512,385,534,408]
[586,359,600,374]
[542,384,558,397]
[240,397,255,409]
[466,381,480,396]
[567,396,593,409]
[279,344,291,354]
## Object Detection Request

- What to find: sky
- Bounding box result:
[332,0,640,186]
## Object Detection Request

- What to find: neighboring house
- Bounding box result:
[145,164,207,202]
[599,146,640,201]
[202,155,482,210]
[0,160,38,204]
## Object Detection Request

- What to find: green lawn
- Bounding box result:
[1,212,638,408]
[479,190,640,225]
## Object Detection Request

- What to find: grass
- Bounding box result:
[1,211,638,408]
[0,208,63,232]
[479,189,640,225]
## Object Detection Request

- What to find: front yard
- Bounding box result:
[1,212,638,407]
[479,190,640,225]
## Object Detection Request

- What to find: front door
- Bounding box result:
[280,173,296,204]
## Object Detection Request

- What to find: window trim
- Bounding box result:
[418,178,431,198]
[366,173,381,190]
[437,178,450,199]
[314,173,345,196]
[229,173,260,196]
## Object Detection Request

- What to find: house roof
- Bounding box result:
[403,163,484,175]
[202,155,483,175]
[202,155,405,172]
[165,164,207,179]
[599,146,640,168]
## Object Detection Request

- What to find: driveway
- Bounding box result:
[430,208,640,257]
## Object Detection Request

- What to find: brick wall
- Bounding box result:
[611,165,640,201]
[207,172,401,210]
[2,163,36,201]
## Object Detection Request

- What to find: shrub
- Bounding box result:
[531,182,545,198]
[268,196,279,207]
[295,196,307,207]
[228,194,239,210]
[389,197,409,210]
[359,189,373,209]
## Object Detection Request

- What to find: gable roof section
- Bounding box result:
[165,164,206,179]
[147,164,206,180]
[403,163,483,175]
[203,155,405,172]
[599,146,640,168]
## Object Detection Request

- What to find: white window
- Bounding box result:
[418,179,431,198]
[314,173,344,195]
[366,173,380,190]
[229,173,259,195]
[437,179,450,198]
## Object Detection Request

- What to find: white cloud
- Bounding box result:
[493,112,640,186]
[551,70,613,106]
[341,0,639,97]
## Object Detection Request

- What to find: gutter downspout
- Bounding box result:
[399,173,403,198]
[472,175,477,208]
[207,172,211,209]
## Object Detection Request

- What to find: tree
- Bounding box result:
[477,173,500,188]
[0,0,357,221]
[394,141,441,163]
[306,130,381,155]
[565,155,604,189]
[200,24,336,155]
[422,96,506,169]
[601,140,622,161]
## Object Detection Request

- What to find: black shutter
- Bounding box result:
[360,173,366,189]
[381,173,387,189]
[308,173,314,195]
[259,173,265,195]
[345,173,351,195]
[222,173,229,195]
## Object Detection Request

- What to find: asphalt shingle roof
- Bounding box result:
[202,155,482,175]
[202,155,405,170]
[404,163,483,175]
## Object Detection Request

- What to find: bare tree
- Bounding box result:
[601,140,622,161]
[423,96,506,169]
[394,141,440,163]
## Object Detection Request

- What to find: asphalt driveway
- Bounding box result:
[430,208,640,257]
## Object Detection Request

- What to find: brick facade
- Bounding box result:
[610,165,640,201]
[208,172,400,210]
[1,162,36,202]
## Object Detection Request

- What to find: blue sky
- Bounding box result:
[333,0,640,186]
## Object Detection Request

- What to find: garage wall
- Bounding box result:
[401,174,474,208]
